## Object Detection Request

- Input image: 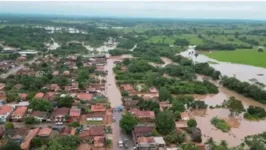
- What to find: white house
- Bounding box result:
[0,105,14,123]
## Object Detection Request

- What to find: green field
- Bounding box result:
[204,49,266,68]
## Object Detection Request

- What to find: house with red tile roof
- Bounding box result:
[120,84,136,94]
[121,84,134,91]
[11,106,27,121]
[0,105,14,123]
[91,103,106,112]
[60,127,76,136]
[44,92,56,101]
[77,93,93,101]
[50,107,70,125]
[37,128,52,138]
[69,106,81,122]
[20,128,40,150]
[80,126,105,141]
[34,92,44,99]
[130,108,155,122]
[20,93,28,101]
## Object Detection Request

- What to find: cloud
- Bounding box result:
[0,1,266,20]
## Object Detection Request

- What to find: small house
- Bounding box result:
[130,108,155,122]
[37,128,52,138]
[50,107,70,125]
[11,106,27,121]
[0,105,14,123]
[69,106,81,122]
[31,111,47,122]
[77,93,93,101]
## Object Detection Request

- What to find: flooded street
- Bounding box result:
[105,58,122,108]
[181,47,266,85]
[105,55,134,150]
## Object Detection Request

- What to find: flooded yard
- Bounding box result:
[192,83,266,147]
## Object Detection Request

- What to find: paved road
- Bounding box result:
[105,58,134,150]
[0,56,39,79]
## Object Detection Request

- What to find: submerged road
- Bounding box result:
[105,57,134,150]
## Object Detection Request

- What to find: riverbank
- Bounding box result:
[181,47,266,86]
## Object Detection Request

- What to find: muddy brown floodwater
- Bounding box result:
[193,76,266,147]
[105,57,122,108]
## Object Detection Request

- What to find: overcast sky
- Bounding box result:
[0,1,266,20]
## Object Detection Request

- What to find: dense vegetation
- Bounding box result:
[244,106,266,120]
[0,26,50,50]
[221,76,266,104]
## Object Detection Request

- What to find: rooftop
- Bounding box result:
[31,111,47,118]
[91,103,106,112]
[121,84,134,91]
[37,128,52,137]
[77,93,93,101]
[0,105,13,115]
[50,107,70,119]
[34,92,44,99]
[80,126,105,138]
[130,109,155,119]
[12,106,27,116]
[69,106,81,117]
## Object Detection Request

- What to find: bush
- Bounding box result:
[211,117,230,132]
[5,122,14,130]
[244,106,266,120]
[121,90,129,96]
[187,119,197,127]
[25,116,39,125]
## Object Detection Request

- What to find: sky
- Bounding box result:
[0,1,266,20]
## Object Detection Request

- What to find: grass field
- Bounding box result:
[204,49,266,68]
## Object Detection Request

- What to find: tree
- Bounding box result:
[5,122,14,130]
[172,100,185,112]
[25,116,39,125]
[159,87,171,101]
[46,136,81,150]
[155,111,175,135]
[187,119,197,127]
[121,90,129,97]
[226,96,245,116]
[29,99,53,112]
[120,113,139,134]
[55,96,74,108]
[0,141,22,150]
[164,130,185,144]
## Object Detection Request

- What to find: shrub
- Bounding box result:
[211,117,230,132]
